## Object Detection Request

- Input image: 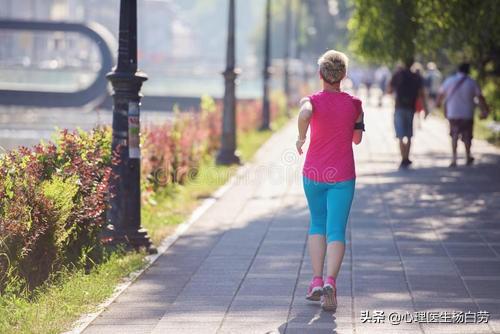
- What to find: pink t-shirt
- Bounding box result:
[303,90,362,183]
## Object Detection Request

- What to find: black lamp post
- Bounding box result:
[106,0,155,253]
[216,0,240,165]
[260,0,271,131]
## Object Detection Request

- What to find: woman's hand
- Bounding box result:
[296,138,306,155]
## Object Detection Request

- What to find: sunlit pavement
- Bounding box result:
[82,101,500,334]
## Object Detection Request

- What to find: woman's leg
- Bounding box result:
[325,179,355,278]
[303,176,328,277]
[326,242,346,279]
[308,235,326,277]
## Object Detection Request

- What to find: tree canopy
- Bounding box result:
[348,0,500,81]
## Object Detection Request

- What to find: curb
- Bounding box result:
[64,163,250,334]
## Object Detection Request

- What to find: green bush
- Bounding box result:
[0,129,112,294]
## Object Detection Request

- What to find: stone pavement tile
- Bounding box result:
[354,297,414,315]
[203,245,259,257]
[443,243,497,258]
[249,258,300,275]
[151,320,221,334]
[478,230,500,243]
[402,257,457,276]
[217,320,285,334]
[349,218,390,228]
[128,278,185,295]
[229,296,290,311]
[454,259,500,277]
[238,277,297,297]
[179,283,238,297]
[223,310,290,323]
[420,324,493,334]
[355,329,422,334]
[257,243,305,258]
[352,257,403,277]
[397,241,447,257]
[89,305,166,321]
[413,300,479,314]
[263,229,310,243]
[351,241,399,257]
[353,280,409,296]
[490,245,500,257]
[489,320,500,334]
[353,269,406,283]
[83,324,154,334]
[287,321,352,333]
[347,208,388,220]
[112,290,177,304]
[165,295,233,306]
[163,302,228,313]
[476,302,500,323]
[407,275,470,301]
[88,314,162,326]
[351,227,393,242]
[393,229,440,243]
[188,271,245,284]
[464,279,500,299]
[355,322,422,334]
[476,225,500,234]
[247,272,298,279]
[151,311,226,323]
[436,229,485,243]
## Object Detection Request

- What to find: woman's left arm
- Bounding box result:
[353,109,364,145]
[297,97,312,155]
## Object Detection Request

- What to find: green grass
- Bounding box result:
[0,251,146,334]
[0,110,293,334]
[473,117,500,147]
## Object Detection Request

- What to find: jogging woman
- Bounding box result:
[296,50,364,312]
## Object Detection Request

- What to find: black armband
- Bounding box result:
[354,122,365,131]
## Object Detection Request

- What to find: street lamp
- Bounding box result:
[216,0,240,165]
[260,0,271,131]
[105,0,155,253]
[284,0,291,117]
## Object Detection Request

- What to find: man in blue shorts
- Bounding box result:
[388,59,429,168]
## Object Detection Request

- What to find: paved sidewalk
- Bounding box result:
[83,103,500,334]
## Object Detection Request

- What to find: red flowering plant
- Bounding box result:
[141,95,221,194]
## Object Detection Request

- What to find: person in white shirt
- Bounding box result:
[437,63,490,167]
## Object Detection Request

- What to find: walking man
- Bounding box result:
[437,63,490,167]
[388,59,429,168]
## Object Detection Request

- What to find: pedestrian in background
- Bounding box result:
[388,58,429,168]
[375,65,391,107]
[424,62,442,106]
[296,50,364,312]
[437,63,490,167]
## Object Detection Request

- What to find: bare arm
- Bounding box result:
[478,94,490,119]
[353,110,364,145]
[296,97,312,155]
[387,75,395,94]
[436,92,445,108]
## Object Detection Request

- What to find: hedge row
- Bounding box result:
[0,95,283,295]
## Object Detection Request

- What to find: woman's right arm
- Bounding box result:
[297,97,312,155]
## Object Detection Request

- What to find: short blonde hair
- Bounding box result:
[317,50,348,84]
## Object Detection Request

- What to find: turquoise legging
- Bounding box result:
[302,175,355,243]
